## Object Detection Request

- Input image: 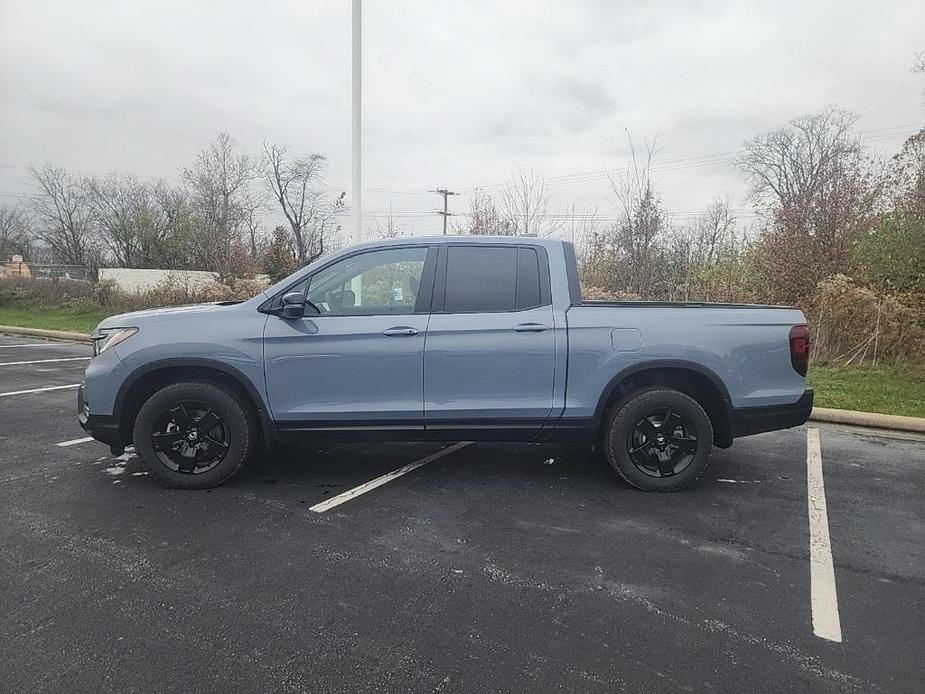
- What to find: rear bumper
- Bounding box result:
[728,388,814,439]
[78,384,124,450]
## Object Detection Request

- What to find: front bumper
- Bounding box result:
[728,388,814,439]
[78,384,124,450]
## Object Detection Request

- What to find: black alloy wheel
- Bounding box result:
[151,400,229,474]
[603,387,714,492]
[133,380,255,489]
[626,407,699,478]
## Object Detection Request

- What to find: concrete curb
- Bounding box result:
[810,407,925,434]
[0,325,92,343]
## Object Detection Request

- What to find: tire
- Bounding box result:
[133,380,256,489]
[603,387,713,492]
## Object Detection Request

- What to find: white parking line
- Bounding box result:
[806,427,843,643]
[0,343,63,348]
[0,357,90,366]
[0,384,80,397]
[56,436,95,447]
[310,441,473,513]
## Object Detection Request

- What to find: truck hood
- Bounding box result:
[97,301,244,330]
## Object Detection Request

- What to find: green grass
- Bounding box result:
[808,365,925,418]
[0,306,109,334]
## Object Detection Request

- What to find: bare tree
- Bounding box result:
[499,168,557,236]
[155,186,195,267]
[373,202,409,239]
[88,174,197,269]
[262,142,344,265]
[736,106,861,209]
[183,133,257,270]
[691,197,736,265]
[241,190,268,260]
[88,174,153,267]
[606,138,665,295]
[561,204,598,265]
[737,108,881,301]
[466,188,513,235]
[0,205,31,260]
[27,164,97,266]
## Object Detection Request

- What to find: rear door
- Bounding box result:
[423,244,556,439]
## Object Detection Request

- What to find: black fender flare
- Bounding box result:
[591,359,733,438]
[114,358,277,448]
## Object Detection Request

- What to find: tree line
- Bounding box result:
[1,113,921,311]
[0,133,344,283]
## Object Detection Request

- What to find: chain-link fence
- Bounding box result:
[27,264,91,282]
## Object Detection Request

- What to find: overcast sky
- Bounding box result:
[1,0,923,237]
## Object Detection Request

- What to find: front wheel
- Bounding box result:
[133,381,256,489]
[603,387,713,492]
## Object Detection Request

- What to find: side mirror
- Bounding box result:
[280,291,305,319]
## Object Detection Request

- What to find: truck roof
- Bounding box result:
[345,235,561,250]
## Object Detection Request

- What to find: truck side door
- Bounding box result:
[264,245,436,438]
[423,244,556,439]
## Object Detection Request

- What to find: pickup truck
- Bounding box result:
[79,236,813,491]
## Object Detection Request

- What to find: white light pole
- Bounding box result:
[352,0,362,244]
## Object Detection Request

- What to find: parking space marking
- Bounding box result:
[309,441,473,513]
[0,384,80,397]
[0,357,90,366]
[56,436,94,447]
[806,427,843,643]
[0,343,64,348]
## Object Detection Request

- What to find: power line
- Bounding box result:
[0,122,919,195]
[0,122,919,209]
[455,123,922,192]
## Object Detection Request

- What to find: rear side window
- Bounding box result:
[445,246,517,312]
[442,245,546,313]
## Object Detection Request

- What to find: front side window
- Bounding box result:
[303,247,428,316]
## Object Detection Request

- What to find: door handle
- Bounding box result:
[382,326,419,337]
[512,322,548,332]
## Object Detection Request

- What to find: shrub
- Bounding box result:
[0,277,97,311]
[0,275,268,316]
[806,274,925,366]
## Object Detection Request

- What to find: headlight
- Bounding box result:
[92,327,138,356]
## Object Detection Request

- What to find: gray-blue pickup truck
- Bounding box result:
[79,235,813,491]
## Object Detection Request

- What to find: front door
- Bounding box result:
[264,245,435,438]
[424,244,557,439]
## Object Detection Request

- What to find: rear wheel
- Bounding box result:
[603,387,713,491]
[133,381,255,489]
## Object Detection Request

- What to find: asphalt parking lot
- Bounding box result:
[1,335,923,693]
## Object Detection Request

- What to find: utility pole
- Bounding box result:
[351,0,362,244]
[431,188,459,235]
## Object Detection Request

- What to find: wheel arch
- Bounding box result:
[593,360,733,448]
[114,358,275,449]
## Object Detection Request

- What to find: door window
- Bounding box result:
[304,247,428,316]
[444,246,517,313]
[443,246,545,313]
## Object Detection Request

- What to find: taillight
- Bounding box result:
[789,324,810,376]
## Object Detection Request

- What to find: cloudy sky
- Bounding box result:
[1,0,922,237]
